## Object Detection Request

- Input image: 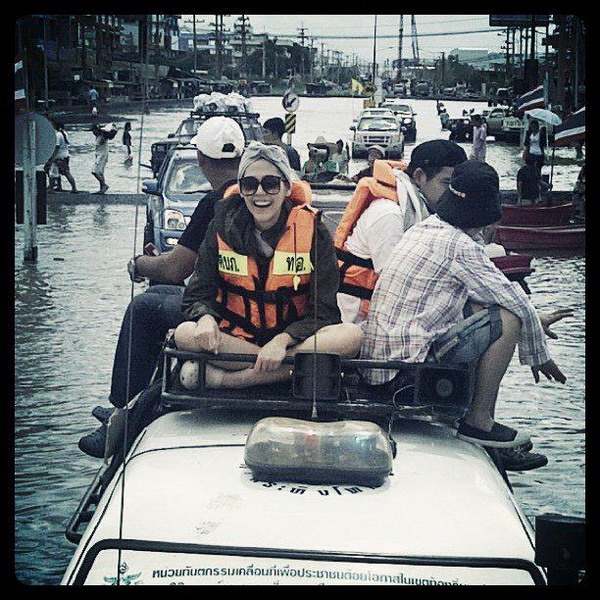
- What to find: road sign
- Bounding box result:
[282,90,300,113]
[15,112,55,167]
[284,113,296,134]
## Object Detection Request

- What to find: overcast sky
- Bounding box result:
[185,14,519,64]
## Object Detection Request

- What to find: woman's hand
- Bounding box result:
[254,334,292,372]
[192,315,221,353]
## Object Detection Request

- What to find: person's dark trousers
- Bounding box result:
[109,285,185,408]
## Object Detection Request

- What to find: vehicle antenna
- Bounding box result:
[116,16,151,586]
[311,215,318,420]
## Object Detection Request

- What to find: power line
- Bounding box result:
[308,27,502,40]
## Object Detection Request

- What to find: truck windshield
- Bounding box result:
[358,118,398,131]
[166,159,210,194]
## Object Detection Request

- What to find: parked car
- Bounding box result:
[485,106,511,137]
[379,101,417,142]
[142,145,212,253]
[350,114,405,159]
[150,109,264,177]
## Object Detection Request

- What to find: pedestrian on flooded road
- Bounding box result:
[91,123,117,194]
[469,114,487,162]
[122,121,133,164]
[44,120,78,193]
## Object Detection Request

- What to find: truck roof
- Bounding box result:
[62,410,543,585]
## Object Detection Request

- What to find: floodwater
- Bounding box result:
[14,97,585,584]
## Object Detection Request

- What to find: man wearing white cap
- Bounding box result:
[130,116,245,284]
[78,116,246,458]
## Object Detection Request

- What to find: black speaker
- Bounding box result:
[293,353,341,401]
[414,364,471,409]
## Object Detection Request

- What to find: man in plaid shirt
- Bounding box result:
[361,161,567,450]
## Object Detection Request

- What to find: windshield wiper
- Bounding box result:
[181,189,208,194]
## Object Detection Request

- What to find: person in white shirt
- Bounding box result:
[335,140,468,328]
[470,114,487,162]
[44,120,78,193]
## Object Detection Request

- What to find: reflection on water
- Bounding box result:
[15,98,585,584]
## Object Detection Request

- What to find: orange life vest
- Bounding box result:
[217,181,316,345]
[334,159,407,318]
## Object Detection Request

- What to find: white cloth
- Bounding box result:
[93,137,109,175]
[528,131,542,155]
[337,199,405,328]
[55,131,69,159]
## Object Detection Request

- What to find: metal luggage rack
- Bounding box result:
[161,348,472,419]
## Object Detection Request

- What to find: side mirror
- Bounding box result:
[350,125,356,131]
[142,180,160,195]
[167,133,175,138]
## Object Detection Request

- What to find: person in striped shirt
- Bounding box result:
[361,160,567,450]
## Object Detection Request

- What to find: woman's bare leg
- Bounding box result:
[217,322,363,389]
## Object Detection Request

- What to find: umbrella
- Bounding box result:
[525,108,562,126]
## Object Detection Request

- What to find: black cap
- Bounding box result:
[406,139,467,176]
[435,160,502,229]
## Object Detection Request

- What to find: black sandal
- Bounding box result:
[78,424,108,458]
[92,405,115,424]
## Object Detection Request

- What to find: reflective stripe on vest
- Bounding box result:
[216,205,316,344]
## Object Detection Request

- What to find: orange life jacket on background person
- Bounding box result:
[217,182,317,345]
[334,159,406,318]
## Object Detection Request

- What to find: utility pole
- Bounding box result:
[214,14,224,78]
[320,42,325,80]
[372,14,377,82]
[262,37,266,79]
[298,26,307,83]
[505,27,510,85]
[440,51,445,88]
[530,15,536,61]
[193,14,197,74]
[411,15,419,65]
[238,14,249,78]
[309,37,315,82]
[397,14,404,82]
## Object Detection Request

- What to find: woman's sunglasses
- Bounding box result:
[239,175,283,195]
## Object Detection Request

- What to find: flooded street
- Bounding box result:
[15,97,585,584]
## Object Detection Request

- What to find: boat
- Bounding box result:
[500,203,575,227]
[61,349,584,586]
[489,254,535,292]
[495,224,585,251]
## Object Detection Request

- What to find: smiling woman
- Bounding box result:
[173,141,364,389]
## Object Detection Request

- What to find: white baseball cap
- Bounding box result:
[190,116,245,159]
